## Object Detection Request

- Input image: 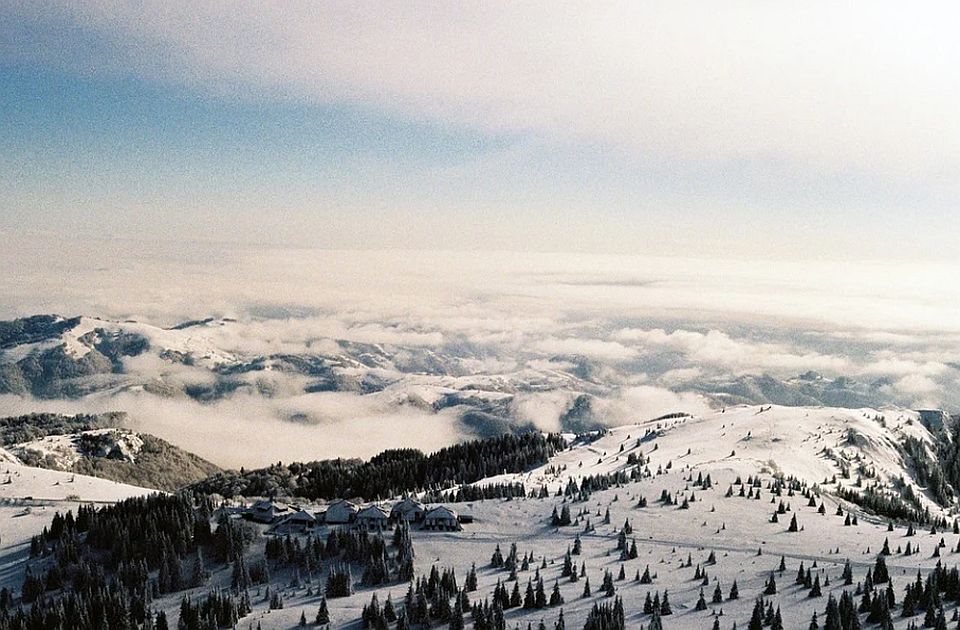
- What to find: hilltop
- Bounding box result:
[4,404,960,629]
[0,413,221,491]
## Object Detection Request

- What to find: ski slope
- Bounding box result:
[2,404,957,629]
[0,454,155,590]
[196,405,960,629]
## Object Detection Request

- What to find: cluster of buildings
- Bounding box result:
[245,497,467,534]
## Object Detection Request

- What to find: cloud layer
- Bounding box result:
[2,238,959,468]
[7,2,959,181]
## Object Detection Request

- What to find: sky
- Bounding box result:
[2,2,959,259]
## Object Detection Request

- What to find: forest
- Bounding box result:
[191,432,567,501]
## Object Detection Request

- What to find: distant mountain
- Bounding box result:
[0,314,922,439]
[0,314,612,435]
[697,372,896,409]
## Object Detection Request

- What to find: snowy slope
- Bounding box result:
[0,454,153,504]
[6,428,146,469]
[190,405,960,629]
[3,404,958,629]
[0,456,155,591]
[477,405,943,517]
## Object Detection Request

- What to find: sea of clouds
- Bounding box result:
[2,235,959,468]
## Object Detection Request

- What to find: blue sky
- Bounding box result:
[2,2,958,258]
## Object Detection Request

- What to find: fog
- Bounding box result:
[2,236,959,468]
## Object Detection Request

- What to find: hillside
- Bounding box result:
[474,405,951,523]
[5,404,960,629]
[0,460,155,572]
[1,413,221,491]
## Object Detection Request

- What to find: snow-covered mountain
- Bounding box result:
[5,403,960,629]
[0,315,922,444]
[476,405,953,522]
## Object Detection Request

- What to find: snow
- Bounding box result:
[59,316,102,358]
[475,405,943,518]
[2,404,957,628]
[167,405,960,628]
[6,428,146,469]
[0,456,153,505]
[123,319,240,368]
[0,458,155,591]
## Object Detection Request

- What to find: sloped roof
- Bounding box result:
[391,497,425,513]
[425,505,459,520]
[283,509,316,523]
[356,505,390,519]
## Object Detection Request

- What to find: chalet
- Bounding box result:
[355,505,390,531]
[390,497,426,523]
[249,500,290,524]
[274,509,316,534]
[321,499,359,525]
[422,506,461,531]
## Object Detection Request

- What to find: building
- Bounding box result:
[422,506,461,531]
[274,509,317,534]
[249,500,290,524]
[390,497,426,523]
[355,505,390,531]
[322,499,359,525]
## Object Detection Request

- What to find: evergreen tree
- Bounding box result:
[316,597,330,624]
[809,574,822,598]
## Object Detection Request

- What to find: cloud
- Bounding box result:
[894,374,940,397]
[599,386,714,425]
[615,328,851,376]
[6,2,959,184]
[534,337,638,362]
[0,391,467,469]
[510,391,576,433]
[3,238,960,469]
[658,367,703,387]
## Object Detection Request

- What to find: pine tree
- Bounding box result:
[764,573,777,595]
[549,581,564,607]
[640,565,652,584]
[809,574,822,598]
[535,577,548,608]
[316,597,330,624]
[873,556,889,584]
[660,590,672,615]
[695,589,707,611]
[772,607,784,630]
[748,598,764,630]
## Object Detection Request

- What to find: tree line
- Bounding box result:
[192,432,567,500]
